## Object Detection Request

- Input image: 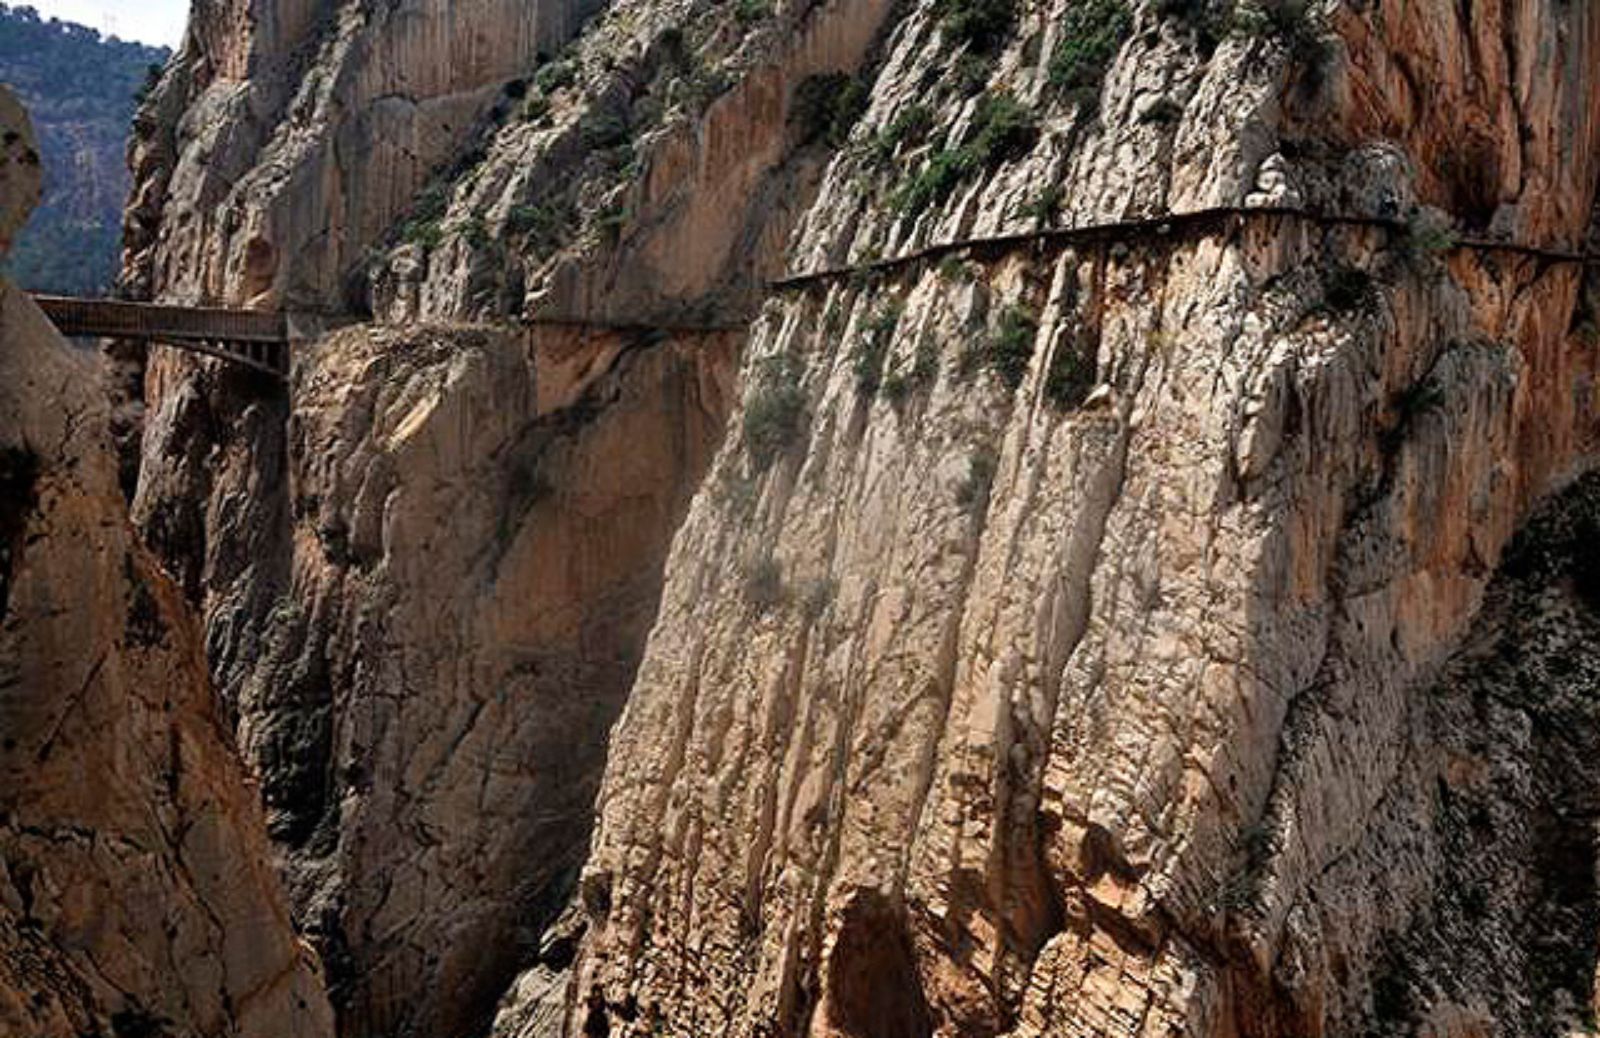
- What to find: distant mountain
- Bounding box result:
[0,3,169,296]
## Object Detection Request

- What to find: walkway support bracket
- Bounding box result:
[34,294,292,378]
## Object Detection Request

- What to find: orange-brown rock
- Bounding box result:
[0,86,333,1038]
[566,2,1600,1035]
[108,0,1600,1035]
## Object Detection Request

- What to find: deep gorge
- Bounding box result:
[2,1,1599,1036]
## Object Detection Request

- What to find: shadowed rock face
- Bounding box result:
[117,0,1600,1036]
[1363,472,1600,1037]
[122,0,898,1033]
[0,86,333,1038]
[127,313,737,1038]
[262,323,736,1038]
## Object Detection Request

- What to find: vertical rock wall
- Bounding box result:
[121,0,905,1033]
[0,86,334,1038]
[126,0,605,311]
[114,0,1600,1035]
[565,1,1600,1035]
[264,323,735,1038]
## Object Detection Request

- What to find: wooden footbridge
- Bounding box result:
[33,204,1598,383]
[34,295,293,378]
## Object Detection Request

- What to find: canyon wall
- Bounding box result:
[124,0,605,311]
[121,0,900,1033]
[0,86,333,1038]
[113,0,1600,1036]
[562,1,1600,1035]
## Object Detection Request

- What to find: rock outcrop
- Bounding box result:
[0,86,333,1038]
[127,310,735,1038]
[113,0,1600,1036]
[120,0,900,1033]
[561,1,1600,1035]
[124,0,605,311]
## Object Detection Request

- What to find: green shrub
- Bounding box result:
[1045,337,1095,409]
[937,255,970,281]
[956,445,998,514]
[581,111,630,150]
[883,371,911,407]
[535,60,577,93]
[506,206,540,234]
[404,220,444,249]
[399,181,451,247]
[1048,0,1132,108]
[133,62,163,106]
[822,301,846,338]
[684,64,735,111]
[892,151,968,218]
[982,304,1039,389]
[521,95,551,123]
[793,74,871,148]
[967,90,1038,163]
[507,199,573,250]
[868,104,934,164]
[1399,208,1457,272]
[948,51,996,96]
[596,204,631,245]
[936,0,1017,54]
[891,91,1037,217]
[1022,184,1063,227]
[1232,0,1327,66]
[742,353,808,471]
[462,217,491,250]
[854,303,902,397]
[735,0,771,24]
[884,337,940,410]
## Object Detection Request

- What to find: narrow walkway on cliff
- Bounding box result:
[34,295,296,378]
[34,206,1597,380]
[31,294,746,380]
[769,205,1600,291]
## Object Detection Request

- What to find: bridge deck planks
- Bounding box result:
[33,295,290,345]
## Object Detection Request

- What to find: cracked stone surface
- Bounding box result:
[122,0,903,1034]
[110,0,1600,1035]
[0,87,333,1038]
[123,0,607,312]
[563,2,1600,1035]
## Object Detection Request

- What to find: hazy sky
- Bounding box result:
[22,1,187,48]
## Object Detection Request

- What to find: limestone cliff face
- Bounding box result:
[118,0,1600,1036]
[563,2,1600,1036]
[123,0,900,1033]
[0,87,333,1038]
[128,312,735,1038]
[368,0,897,326]
[124,0,605,310]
